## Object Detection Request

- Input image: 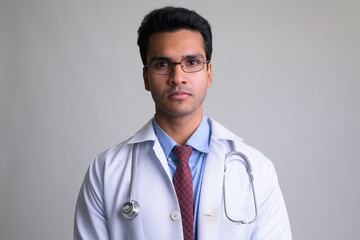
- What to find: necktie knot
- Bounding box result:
[173,145,193,164]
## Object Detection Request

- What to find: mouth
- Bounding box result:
[168,90,191,100]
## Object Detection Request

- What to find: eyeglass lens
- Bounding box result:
[149,57,206,75]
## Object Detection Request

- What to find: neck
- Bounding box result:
[155,111,203,146]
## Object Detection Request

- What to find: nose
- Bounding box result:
[169,63,186,86]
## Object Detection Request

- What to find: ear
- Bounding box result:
[143,67,150,91]
[207,62,212,88]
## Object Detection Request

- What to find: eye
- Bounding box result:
[153,61,170,69]
[184,58,201,66]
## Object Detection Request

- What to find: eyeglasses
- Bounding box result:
[145,57,209,75]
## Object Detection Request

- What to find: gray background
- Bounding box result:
[1,0,359,239]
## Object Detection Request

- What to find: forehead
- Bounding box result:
[146,30,206,62]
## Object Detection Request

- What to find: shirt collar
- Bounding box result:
[152,115,211,158]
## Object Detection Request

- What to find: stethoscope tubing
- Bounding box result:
[122,144,140,220]
[224,149,258,224]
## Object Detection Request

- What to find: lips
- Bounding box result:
[168,90,191,100]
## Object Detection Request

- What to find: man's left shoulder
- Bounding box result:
[209,117,275,174]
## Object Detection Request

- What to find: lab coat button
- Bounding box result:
[170,211,180,221]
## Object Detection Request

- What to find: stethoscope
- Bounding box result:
[223,146,258,224]
[121,143,140,220]
[122,142,258,225]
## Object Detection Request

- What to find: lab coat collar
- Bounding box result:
[128,120,173,182]
[128,117,244,145]
[128,120,156,144]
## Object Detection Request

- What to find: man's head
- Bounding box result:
[138,7,213,123]
[137,6,212,66]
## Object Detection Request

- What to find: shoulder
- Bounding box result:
[234,137,279,204]
[209,117,277,193]
[85,139,132,183]
[91,119,156,169]
[209,117,272,165]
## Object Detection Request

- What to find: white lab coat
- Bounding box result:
[74,118,292,240]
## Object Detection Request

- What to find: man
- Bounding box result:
[74,6,291,240]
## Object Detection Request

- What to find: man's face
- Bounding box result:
[143,29,212,120]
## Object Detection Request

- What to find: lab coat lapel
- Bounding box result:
[152,139,172,181]
[197,136,225,240]
[129,120,172,182]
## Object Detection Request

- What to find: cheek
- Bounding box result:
[193,81,209,102]
[148,82,165,100]
[196,74,211,92]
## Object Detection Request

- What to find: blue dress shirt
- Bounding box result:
[152,116,211,239]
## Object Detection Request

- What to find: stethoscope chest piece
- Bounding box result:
[122,200,140,220]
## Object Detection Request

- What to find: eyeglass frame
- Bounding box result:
[145,57,210,75]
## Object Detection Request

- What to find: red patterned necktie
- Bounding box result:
[173,145,194,240]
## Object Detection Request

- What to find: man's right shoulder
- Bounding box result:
[94,137,132,163]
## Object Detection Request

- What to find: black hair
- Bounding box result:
[137,6,212,66]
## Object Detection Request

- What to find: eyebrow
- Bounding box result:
[149,56,172,63]
[149,53,205,63]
